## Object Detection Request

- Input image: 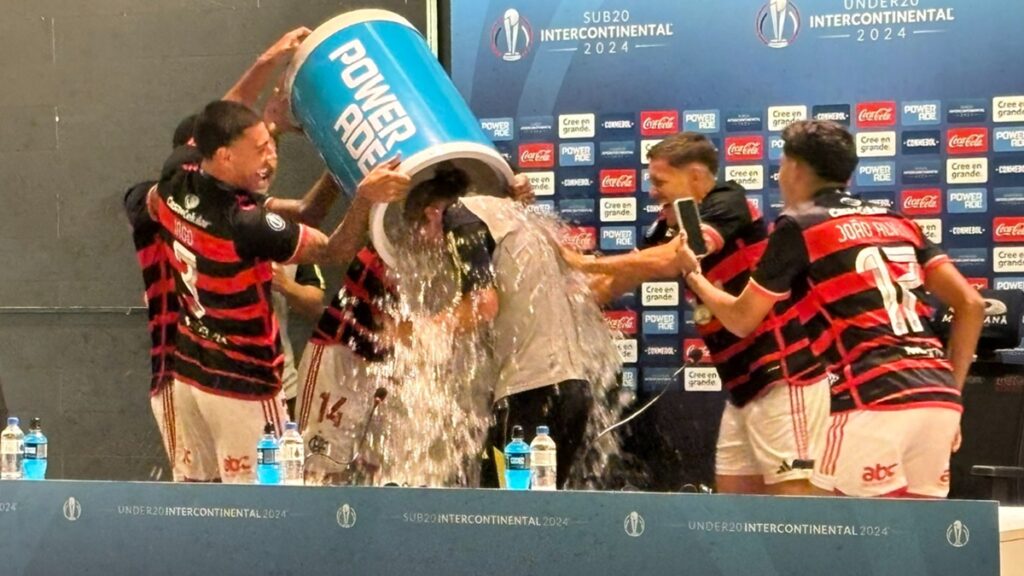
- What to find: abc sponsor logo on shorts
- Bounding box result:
[725,136,764,162]
[725,110,764,132]
[559,142,595,167]
[600,169,637,194]
[639,110,679,136]
[856,161,895,186]
[479,117,514,141]
[946,127,988,155]
[640,140,662,165]
[558,113,596,139]
[518,143,554,168]
[900,189,941,215]
[993,95,1024,123]
[562,226,596,251]
[946,158,988,185]
[642,311,679,336]
[812,104,851,127]
[768,105,807,132]
[641,282,680,306]
[600,226,636,250]
[683,109,720,133]
[947,188,987,213]
[947,99,988,124]
[855,131,896,157]
[600,197,637,222]
[725,165,764,190]
[994,127,1024,152]
[856,101,896,128]
[615,339,639,364]
[914,219,943,244]
[684,367,722,392]
[518,116,554,140]
[862,463,899,484]
[901,100,941,126]
[995,277,1024,290]
[524,171,555,196]
[994,247,1024,273]
[604,310,638,335]
[994,217,1024,243]
[901,130,940,155]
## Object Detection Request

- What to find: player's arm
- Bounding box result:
[265,171,342,227]
[508,173,535,205]
[272,264,326,321]
[922,260,985,391]
[222,27,310,107]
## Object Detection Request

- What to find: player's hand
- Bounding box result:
[263,27,312,63]
[356,157,411,203]
[508,174,535,205]
[675,233,701,278]
[951,426,962,453]
[271,263,293,294]
[264,78,299,136]
[559,244,591,270]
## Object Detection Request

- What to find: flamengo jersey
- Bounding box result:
[751,188,958,413]
[694,182,825,406]
[153,146,306,398]
[124,180,178,394]
[311,246,397,362]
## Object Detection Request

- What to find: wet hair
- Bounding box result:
[171,114,198,148]
[782,120,858,183]
[193,100,261,159]
[647,132,718,175]
[402,162,471,225]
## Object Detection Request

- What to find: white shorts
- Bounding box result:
[149,379,288,484]
[812,406,960,497]
[716,378,830,485]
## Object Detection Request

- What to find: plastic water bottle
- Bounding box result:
[1,417,24,480]
[22,418,47,480]
[503,425,530,490]
[280,421,304,486]
[255,423,281,485]
[530,425,557,491]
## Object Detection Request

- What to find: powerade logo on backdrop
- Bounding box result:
[901,101,941,126]
[947,100,987,124]
[518,116,554,141]
[768,136,785,160]
[479,118,513,142]
[559,142,595,167]
[812,104,851,126]
[947,188,987,214]
[621,367,638,391]
[600,226,636,251]
[559,198,596,223]
[856,162,895,186]
[327,40,418,175]
[641,169,652,193]
[901,159,942,185]
[856,101,896,128]
[683,110,720,133]
[994,127,1024,152]
[528,200,556,216]
[642,311,679,336]
[901,130,940,155]
[640,111,678,136]
[600,113,636,135]
[725,110,764,132]
[755,0,801,48]
[600,141,636,162]
[996,277,1024,291]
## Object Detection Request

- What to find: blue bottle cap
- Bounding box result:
[537,425,549,435]
[7,417,18,427]
[285,421,298,431]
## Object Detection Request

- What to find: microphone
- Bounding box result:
[687,347,705,365]
[348,387,389,473]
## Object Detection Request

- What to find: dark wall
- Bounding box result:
[0,0,429,480]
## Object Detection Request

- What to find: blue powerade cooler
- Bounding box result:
[285,9,514,266]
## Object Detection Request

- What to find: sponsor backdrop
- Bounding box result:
[0,480,999,575]
[450,0,1024,402]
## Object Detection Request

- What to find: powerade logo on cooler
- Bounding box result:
[600,198,637,222]
[725,165,764,190]
[604,310,638,336]
[947,127,989,155]
[901,101,941,126]
[994,127,1024,152]
[856,101,896,128]
[994,217,1024,243]
[525,172,555,196]
[641,282,680,306]
[559,142,595,167]
[518,143,554,168]
[768,105,807,131]
[725,136,764,162]
[683,110,720,133]
[327,40,418,174]
[600,140,636,162]
[948,248,988,274]
[600,113,636,135]
[640,111,679,136]
[642,311,679,336]
[725,110,764,132]
[856,161,895,186]
[855,131,896,157]
[947,188,987,214]
[995,247,1024,273]
[901,189,941,215]
[479,118,513,141]
[901,130,941,155]
[518,116,554,141]
[600,226,636,251]
[812,104,851,127]
[996,277,1024,290]
[993,154,1024,185]
[901,159,942,185]
[559,113,596,139]
[947,100,988,124]
[558,198,596,223]
[768,136,785,160]
[600,169,637,194]
[994,96,1024,123]
[563,226,596,251]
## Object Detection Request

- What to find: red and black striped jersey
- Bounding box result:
[751,187,958,413]
[692,182,825,406]
[153,145,310,399]
[124,180,177,394]
[311,246,397,362]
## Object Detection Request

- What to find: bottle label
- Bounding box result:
[257,447,279,465]
[531,451,556,467]
[1,439,19,455]
[506,453,530,471]
[24,444,47,460]
[281,445,303,461]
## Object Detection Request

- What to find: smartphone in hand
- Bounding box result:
[673,198,708,257]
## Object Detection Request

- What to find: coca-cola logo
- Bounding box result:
[518,143,554,168]
[994,218,1024,242]
[856,101,897,127]
[725,136,763,162]
[600,169,637,194]
[900,189,941,215]
[643,116,674,130]
[947,128,989,154]
[858,108,893,122]
[604,311,638,335]
[965,277,989,290]
[562,227,596,250]
[640,110,679,136]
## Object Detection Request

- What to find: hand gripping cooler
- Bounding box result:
[284,9,514,267]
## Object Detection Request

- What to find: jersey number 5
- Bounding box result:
[173,240,207,319]
[855,245,924,336]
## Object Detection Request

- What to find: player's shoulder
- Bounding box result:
[123,180,157,227]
